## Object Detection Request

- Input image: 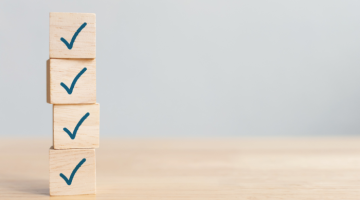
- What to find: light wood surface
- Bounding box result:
[49,148,96,196]
[1,138,360,199]
[47,59,96,104]
[50,12,96,59]
[53,104,100,149]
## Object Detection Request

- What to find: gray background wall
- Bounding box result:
[1,0,360,138]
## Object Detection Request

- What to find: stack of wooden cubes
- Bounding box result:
[47,12,98,196]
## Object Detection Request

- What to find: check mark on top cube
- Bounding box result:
[60,22,87,50]
[63,112,90,140]
[60,67,87,95]
[60,158,86,185]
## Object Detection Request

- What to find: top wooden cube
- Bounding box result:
[50,12,96,59]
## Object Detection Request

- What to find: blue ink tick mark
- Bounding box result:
[60,158,86,186]
[60,22,87,50]
[60,67,87,95]
[63,112,90,140]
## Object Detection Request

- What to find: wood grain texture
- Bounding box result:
[1,138,360,199]
[50,12,96,58]
[47,59,96,104]
[53,104,100,149]
[49,148,96,196]
[46,59,50,103]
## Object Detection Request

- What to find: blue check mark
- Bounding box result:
[60,67,87,95]
[60,158,86,185]
[63,112,90,140]
[60,22,87,50]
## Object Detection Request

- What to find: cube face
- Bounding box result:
[50,12,96,58]
[53,104,100,149]
[47,59,96,104]
[49,148,96,196]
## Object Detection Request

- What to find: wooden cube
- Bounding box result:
[47,59,96,104]
[53,104,100,149]
[50,12,96,58]
[49,148,96,196]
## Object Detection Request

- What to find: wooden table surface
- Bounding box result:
[1,137,360,199]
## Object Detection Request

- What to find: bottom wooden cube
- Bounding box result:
[49,148,96,196]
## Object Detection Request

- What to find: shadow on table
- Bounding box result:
[0,178,49,196]
[0,177,97,199]
[50,195,96,200]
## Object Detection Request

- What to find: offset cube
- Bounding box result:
[50,12,96,58]
[53,104,100,149]
[47,59,96,104]
[49,148,96,196]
